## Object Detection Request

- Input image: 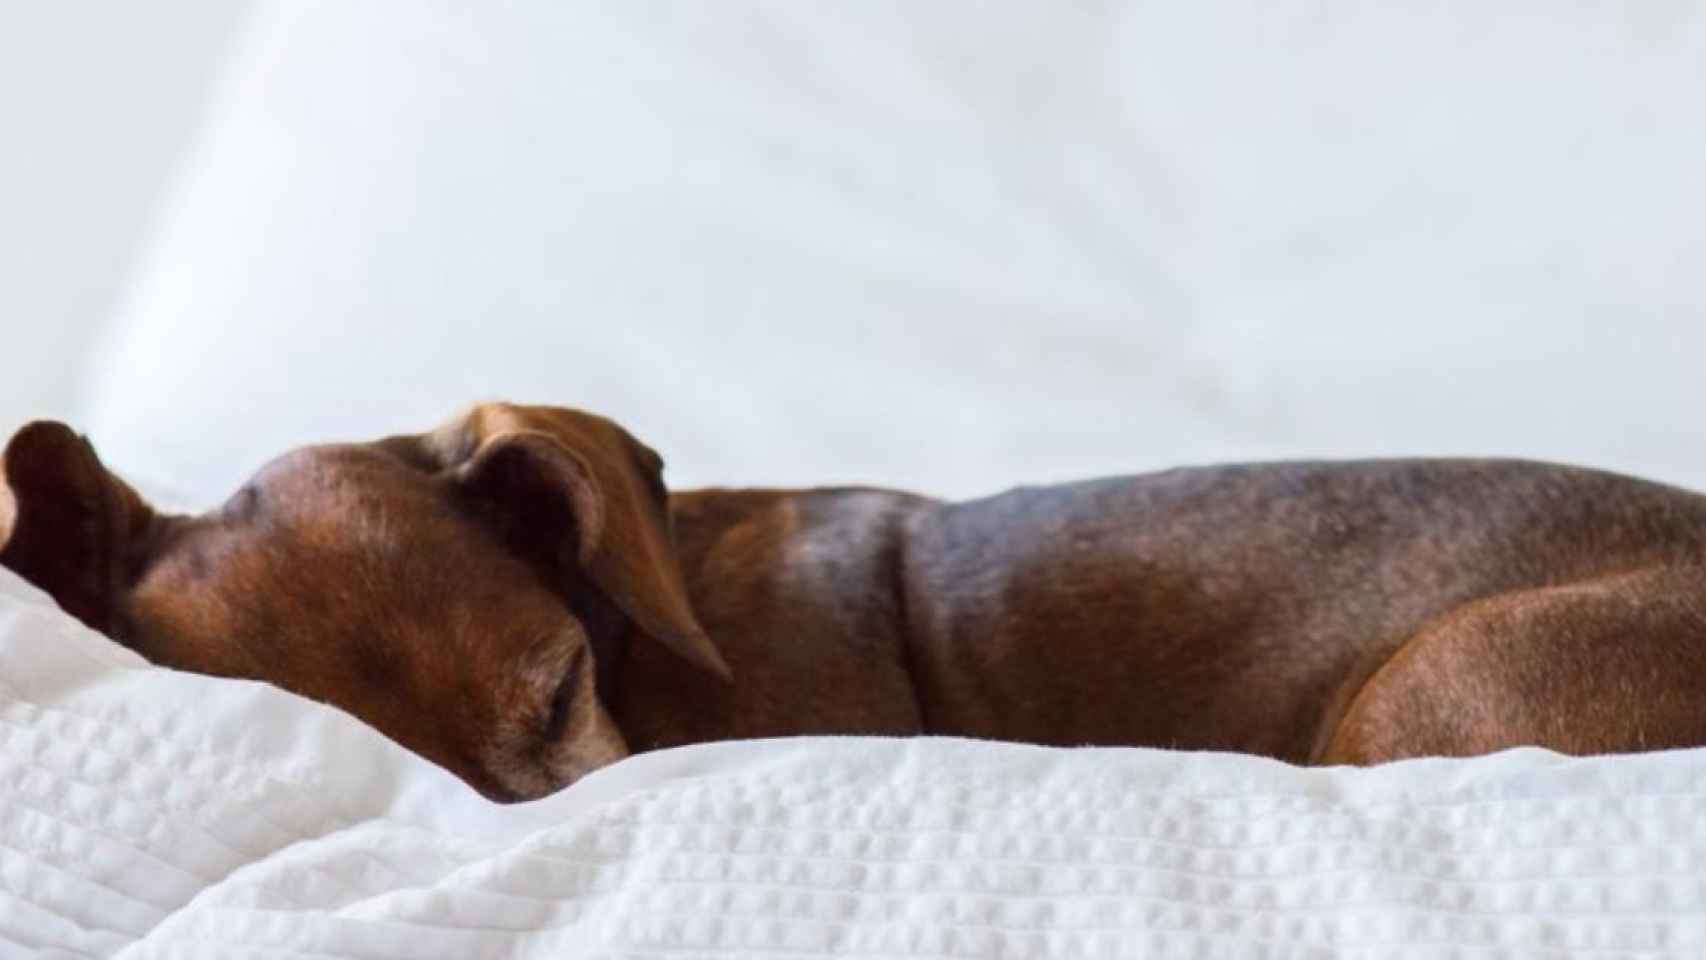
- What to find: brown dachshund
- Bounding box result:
[5,402,1706,801]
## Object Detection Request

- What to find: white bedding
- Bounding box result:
[4,567,1705,959]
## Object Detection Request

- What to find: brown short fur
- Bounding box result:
[5,402,1706,800]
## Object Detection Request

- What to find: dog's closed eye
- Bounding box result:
[543,645,588,740]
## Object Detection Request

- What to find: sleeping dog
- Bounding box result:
[5,402,1706,801]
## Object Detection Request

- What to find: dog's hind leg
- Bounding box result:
[1314,566,1706,765]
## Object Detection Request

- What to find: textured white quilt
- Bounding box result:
[3,567,1705,959]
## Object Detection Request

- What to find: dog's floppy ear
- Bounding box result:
[442,410,731,680]
[1,422,158,633]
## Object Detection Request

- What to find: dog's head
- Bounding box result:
[0,402,729,801]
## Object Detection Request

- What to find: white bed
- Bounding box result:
[6,568,1705,959]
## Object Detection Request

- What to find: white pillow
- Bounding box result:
[84,2,1706,507]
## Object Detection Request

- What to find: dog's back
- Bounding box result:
[645,460,1706,763]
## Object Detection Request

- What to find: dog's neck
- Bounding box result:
[608,487,933,752]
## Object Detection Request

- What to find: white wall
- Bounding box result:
[9,3,1706,506]
[0,1,251,437]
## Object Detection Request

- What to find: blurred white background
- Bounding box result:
[6,2,1706,506]
[0,1,249,434]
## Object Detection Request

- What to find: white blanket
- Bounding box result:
[3,568,1704,959]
